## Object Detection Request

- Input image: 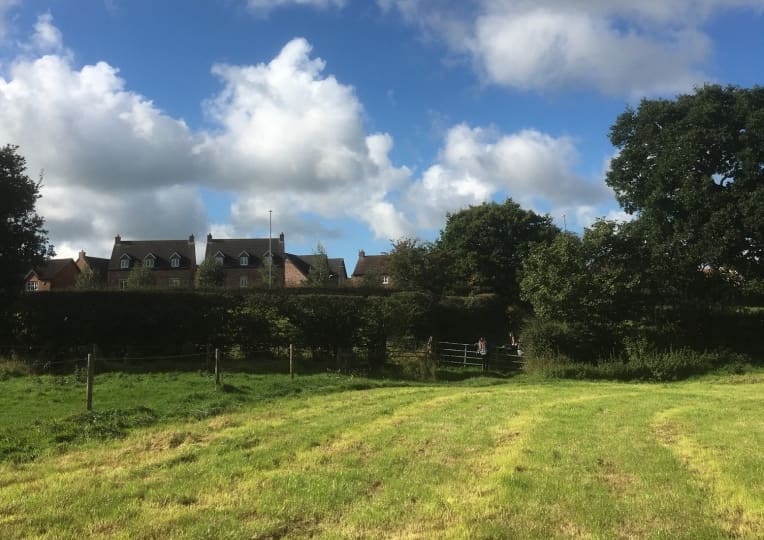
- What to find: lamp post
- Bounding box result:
[268,209,272,289]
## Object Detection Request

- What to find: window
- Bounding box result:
[26,281,39,292]
[144,256,155,268]
[382,275,390,285]
[239,276,249,288]
[119,279,128,290]
[239,255,249,266]
[168,277,180,288]
[170,256,180,268]
[120,257,130,269]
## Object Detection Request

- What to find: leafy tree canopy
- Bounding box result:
[607,84,764,283]
[436,199,559,299]
[0,144,53,300]
[126,264,156,290]
[388,238,448,296]
[195,256,225,289]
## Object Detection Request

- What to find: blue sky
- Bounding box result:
[1,0,763,272]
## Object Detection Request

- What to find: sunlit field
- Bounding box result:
[1,370,762,538]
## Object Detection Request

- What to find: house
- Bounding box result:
[24,258,80,292]
[75,250,110,286]
[203,233,285,288]
[350,250,392,286]
[284,253,348,287]
[108,235,197,290]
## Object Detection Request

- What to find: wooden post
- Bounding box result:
[463,344,467,366]
[85,353,94,411]
[290,344,294,379]
[214,348,220,387]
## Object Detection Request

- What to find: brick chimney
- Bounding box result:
[188,234,195,245]
[114,235,121,245]
[359,250,365,258]
[207,233,213,242]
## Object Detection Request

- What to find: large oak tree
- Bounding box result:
[607,85,764,288]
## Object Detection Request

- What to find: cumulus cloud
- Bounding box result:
[200,38,412,239]
[380,0,764,95]
[403,123,612,231]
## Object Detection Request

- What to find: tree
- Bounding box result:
[388,238,448,296]
[304,243,335,287]
[195,256,225,289]
[75,266,102,290]
[126,264,156,289]
[0,145,53,307]
[436,199,559,299]
[607,85,764,290]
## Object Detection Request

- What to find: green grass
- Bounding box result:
[1,369,763,538]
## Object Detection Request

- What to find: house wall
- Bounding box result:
[223,265,285,288]
[284,260,307,287]
[108,268,195,289]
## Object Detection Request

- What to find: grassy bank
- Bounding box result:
[1,370,762,538]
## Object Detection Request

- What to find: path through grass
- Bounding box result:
[1,372,762,538]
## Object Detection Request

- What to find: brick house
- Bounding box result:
[75,250,110,286]
[284,253,348,287]
[108,235,197,290]
[24,258,80,292]
[350,250,392,286]
[203,233,285,288]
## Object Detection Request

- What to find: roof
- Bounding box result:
[26,258,79,281]
[83,256,110,276]
[286,254,348,280]
[109,237,196,270]
[351,253,390,278]
[204,235,285,268]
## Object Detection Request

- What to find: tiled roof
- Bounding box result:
[109,237,196,270]
[83,256,110,276]
[204,235,284,268]
[286,254,348,280]
[351,253,390,277]
[27,259,78,281]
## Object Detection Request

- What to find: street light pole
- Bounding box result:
[268,209,272,289]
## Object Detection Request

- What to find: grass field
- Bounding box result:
[1,368,762,539]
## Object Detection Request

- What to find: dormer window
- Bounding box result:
[239,251,250,266]
[214,251,224,266]
[170,253,181,268]
[144,254,156,268]
[382,275,390,285]
[120,254,130,269]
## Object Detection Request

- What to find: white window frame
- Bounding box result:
[144,255,156,268]
[239,254,249,266]
[26,280,39,292]
[168,277,181,288]
[382,275,390,285]
[119,279,128,290]
[170,255,180,268]
[239,275,249,288]
[120,256,130,269]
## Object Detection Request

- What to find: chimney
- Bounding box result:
[78,250,86,261]
[188,234,195,245]
[207,233,212,242]
[279,232,285,247]
[359,250,365,258]
[115,235,121,245]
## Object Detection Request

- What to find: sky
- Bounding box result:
[1,0,763,272]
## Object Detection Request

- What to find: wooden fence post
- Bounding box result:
[86,353,94,411]
[290,344,294,379]
[214,348,220,387]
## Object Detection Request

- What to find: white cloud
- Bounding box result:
[403,123,613,231]
[380,0,764,95]
[30,12,63,53]
[0,0,18,38]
